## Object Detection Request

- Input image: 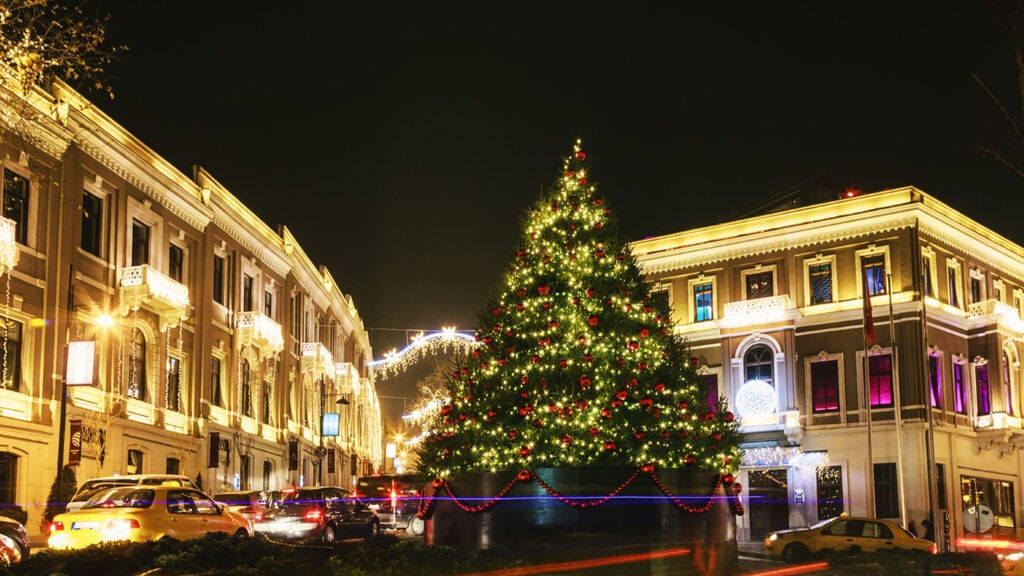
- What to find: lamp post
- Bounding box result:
[317,382,349,486]
[55,265,75,484]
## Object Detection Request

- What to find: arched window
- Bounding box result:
[744,345,774,386]
[128,330,147,400]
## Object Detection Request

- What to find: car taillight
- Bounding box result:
[929,544,938,555]
[391,489,398,512]
[245,508,263,522]
[49,521,64,532]
[304,508,323,522]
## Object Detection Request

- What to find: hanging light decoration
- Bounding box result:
[0,217,18,277]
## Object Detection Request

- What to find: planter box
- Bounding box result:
[424,467,738,576]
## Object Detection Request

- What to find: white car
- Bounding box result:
[67,474,199,512]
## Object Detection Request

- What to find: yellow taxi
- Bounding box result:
[48,484,252,549]
[765,516,937,562]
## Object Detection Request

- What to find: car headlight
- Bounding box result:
[767,533,779,541]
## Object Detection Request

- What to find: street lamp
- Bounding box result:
[317,388,349,486]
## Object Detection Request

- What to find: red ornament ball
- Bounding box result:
[517,470,532,481]
[519,446,532,457]
[684,454,697,466]
[508,429,519,438]
[562,435,572,445]
[588,316,599,327]
[723,412,735,422]
[641,463,655,473]
[589,426,600,436]
[559,358,568,368]
[723,473,735,484]
[538,285,550,295]
[576,151,586,160]
[732,483,743,493]
[580,376,592,388]
[603,440,616,451]
[600,407,612,419]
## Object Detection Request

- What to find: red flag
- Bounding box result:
[863,271,875,346]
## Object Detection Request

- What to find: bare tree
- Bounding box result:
[974,0,1024,178]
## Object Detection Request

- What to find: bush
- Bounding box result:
[43,466,77,523]
[0,506,27,526]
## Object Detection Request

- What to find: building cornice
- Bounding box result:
[51,81,212,231]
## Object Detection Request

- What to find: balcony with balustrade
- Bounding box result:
[968,299,1024,332]
[236,311,284,360]
[721,295,796,328]
[119,264,190,330]
[301,342,334,380]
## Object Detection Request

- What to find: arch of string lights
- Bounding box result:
[369,328,480,380]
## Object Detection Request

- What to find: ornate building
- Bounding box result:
[633,188,1024,549]
[0,78,382,535]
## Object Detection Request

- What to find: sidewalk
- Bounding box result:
[737,539,772,560]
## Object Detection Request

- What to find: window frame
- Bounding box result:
[741,265,776,300]
[806,353,844,417]
[212,253,227,307]
[921,246,937,299]
[975,359,991,417]
[804,254,837,306]
[856,246,890,299]
[168,241,185,284]
[80,188,105,259]
[929,351,943,409]
[127,328,148,401]
[1,166,30,246]
[687,275,716,323]
[946,258,964,309]
[952,355,968,415]
[970,268,986,305]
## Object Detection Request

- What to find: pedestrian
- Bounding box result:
[922,519,934,541]
[907,520,918,537]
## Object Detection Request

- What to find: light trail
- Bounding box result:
[444,546,691,576]
[738,561,830,576]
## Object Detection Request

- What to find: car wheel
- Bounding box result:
[232,529,249,540]
[782,542,809,563]
[365,520,379,543]
[408,516,425,536]
[321,524,335,543]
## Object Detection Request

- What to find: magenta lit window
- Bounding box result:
[953,363,967,414]
[976,364,990,416]
[811,360,839,413]
[869,354,893,408]
[929,355,942,408]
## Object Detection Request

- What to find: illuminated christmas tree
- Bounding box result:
[418,140,742,478]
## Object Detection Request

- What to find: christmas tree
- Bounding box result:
[418,140,742,478]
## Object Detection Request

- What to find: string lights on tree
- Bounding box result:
[416,140,743,480]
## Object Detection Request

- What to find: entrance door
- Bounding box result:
[748,468,789,540]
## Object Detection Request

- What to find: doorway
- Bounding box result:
[748,468,789,540]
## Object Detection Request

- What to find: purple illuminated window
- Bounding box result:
[976,364,990,416]
[929,355,942,408]
[811,360,839,413]
[869,354,893,408]
[953,362,967,414]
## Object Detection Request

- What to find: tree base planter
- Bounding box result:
[421,467,742,576]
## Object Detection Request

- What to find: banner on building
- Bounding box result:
[289,440,299,471]
[66,341,97,386]
[208,432,219,468]
[327,449,335,473]
[350,453,357,474]
[68,419,82,466]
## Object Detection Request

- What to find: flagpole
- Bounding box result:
[863,268,875,519]
[889,272,907,528]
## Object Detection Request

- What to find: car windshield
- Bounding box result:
[213,493,259,506]
[72,479,136,501]
[811,517,838,529]
[82,487,155,509]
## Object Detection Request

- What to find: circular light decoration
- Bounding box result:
[735,380,777,418]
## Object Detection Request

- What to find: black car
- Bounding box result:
[355,474,427,535]
[254,486,379,543]
[0,515,28,561]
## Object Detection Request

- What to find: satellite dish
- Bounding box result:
[963,504,995,533]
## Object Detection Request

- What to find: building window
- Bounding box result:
[976,363,990,416]
[953,360,967,414]
[816,465,843,520]
[264,290,273,317]
[262,461,272,491]
[947,263,962,308]
[745,271,773,300]
[929,355,942,409]
[700,372,718,411]
[962,475,1015,531]
[937,463,948,510]
[811,359,840,413]
[650,285,671,317]
[242,274,254,312]
[241,455,251,490]
[1003,349,1016,417]
[874,462,899,519]
[291,293,302,355]
[744,345,774,386]
[212,255,225,306]
[168,244,184,282]
[2,169,28,245]
[693,282,713,322]
[0,319,21,391]
[166,457,180,475]
[862,254,887,296]
[130,219,149,267]
[809,262,833,305]
[241,360,252,417]
[211,357,222,407]
[81,190,103,257]
[262,380,272,424]
[970,269,985,304]
[995,280,1004,302]
[128,330,147,400]
[0,453,16,510]
[922,254,934,298]
[127,449,143,474]
[869,353,893,408]
[167,356,181,412]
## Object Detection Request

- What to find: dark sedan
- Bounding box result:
[254,486,379,543]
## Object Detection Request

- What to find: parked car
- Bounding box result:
[0,516,28,562]
[48,485,252,549]
[212,490,268,524]
[765,516,937,562]
[67,474,199,512]
[355,474,427,535]
[255,486,379,543]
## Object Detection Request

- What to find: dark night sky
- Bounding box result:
[96,2,1023,373]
